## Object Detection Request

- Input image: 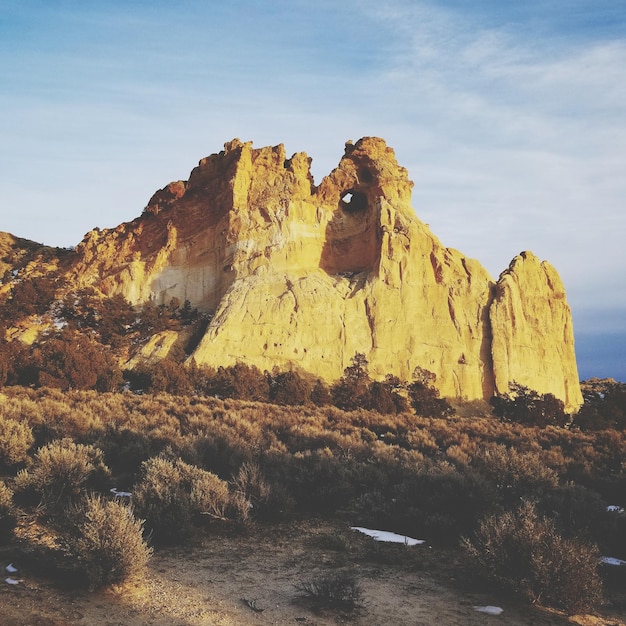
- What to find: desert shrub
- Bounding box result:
[0,481,17,541]
[410,468,496,543]
[598,509,626,561]
[538,484,607,539]
[491,382,567,427]
[189,430,255,478]
[356,462,496,544]
[230,462,272,519]
[71,494,152,588]
[471,443,559,505]
[94,426,162,485]
[14,438,110,514]
[295,569,363,612]
[275,448,360,512]
[133,455,233,543]
[463,501,603,612]
[0,417,34,467]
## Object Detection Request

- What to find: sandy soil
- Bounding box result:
[1,518,624,626]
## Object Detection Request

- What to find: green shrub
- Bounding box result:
[133,456,233,543]
[73,494,152,588]
[463,501,603,613]
[0,417,34,467]
[0,481,17,541]
[14,438,110,513]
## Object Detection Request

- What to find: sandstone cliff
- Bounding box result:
[66,137,582,409]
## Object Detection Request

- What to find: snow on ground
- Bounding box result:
[601,556,626,566]
[350,527,425,546]
[474,606,504,615]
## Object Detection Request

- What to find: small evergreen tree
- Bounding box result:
[331,353,371,411]
[491,382,566,427]
[269,370,311,405]
[408,367,454,418]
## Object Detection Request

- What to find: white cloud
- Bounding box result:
[1,0,624,378]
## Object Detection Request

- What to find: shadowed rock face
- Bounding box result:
[67,137,582,410]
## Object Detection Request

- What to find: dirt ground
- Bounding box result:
[1,518,624,626]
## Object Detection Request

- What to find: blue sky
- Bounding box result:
[1,0,625,381]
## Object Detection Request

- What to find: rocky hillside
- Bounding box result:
[2,138,582,409]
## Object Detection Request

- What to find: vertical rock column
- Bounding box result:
[490,252,583,411]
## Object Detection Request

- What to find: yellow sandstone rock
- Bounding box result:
[490,252,582,410]
[67,137,583,410]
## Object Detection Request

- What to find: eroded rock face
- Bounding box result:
[67,137,583,409]
[490,252,582,410]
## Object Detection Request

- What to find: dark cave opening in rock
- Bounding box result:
[340,190,368,213]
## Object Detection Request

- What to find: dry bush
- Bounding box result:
[72,494,152,588]
[472,443,559,504]
[14,438,110,514]
[0,416,34,467]
[355,460,496,544]
[538,484,607,539]
[133,455,234,543]
[295,569,364,612]
[463,501,603,613]
[230,462,271,519]
[0,480,17,541]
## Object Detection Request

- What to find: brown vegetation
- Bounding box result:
[0,384,624,620]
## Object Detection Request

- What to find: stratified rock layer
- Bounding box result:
[68,137,582,409]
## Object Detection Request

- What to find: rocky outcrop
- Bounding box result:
[490,252,581,409]
[66,137,583,409]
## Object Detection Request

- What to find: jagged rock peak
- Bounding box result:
[62,137,582,410]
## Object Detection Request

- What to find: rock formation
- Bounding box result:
[66,137,583,409]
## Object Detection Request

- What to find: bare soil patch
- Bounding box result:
[1,518,624,626]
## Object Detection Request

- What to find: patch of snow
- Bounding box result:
[607,505,625,514]
[52,317,67,330]
[5,564,17,573]
[110,488,132,498]
[5,577,21,585]
[601,556,626,566]
[474,606,504,615]
[351,526,425,546]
